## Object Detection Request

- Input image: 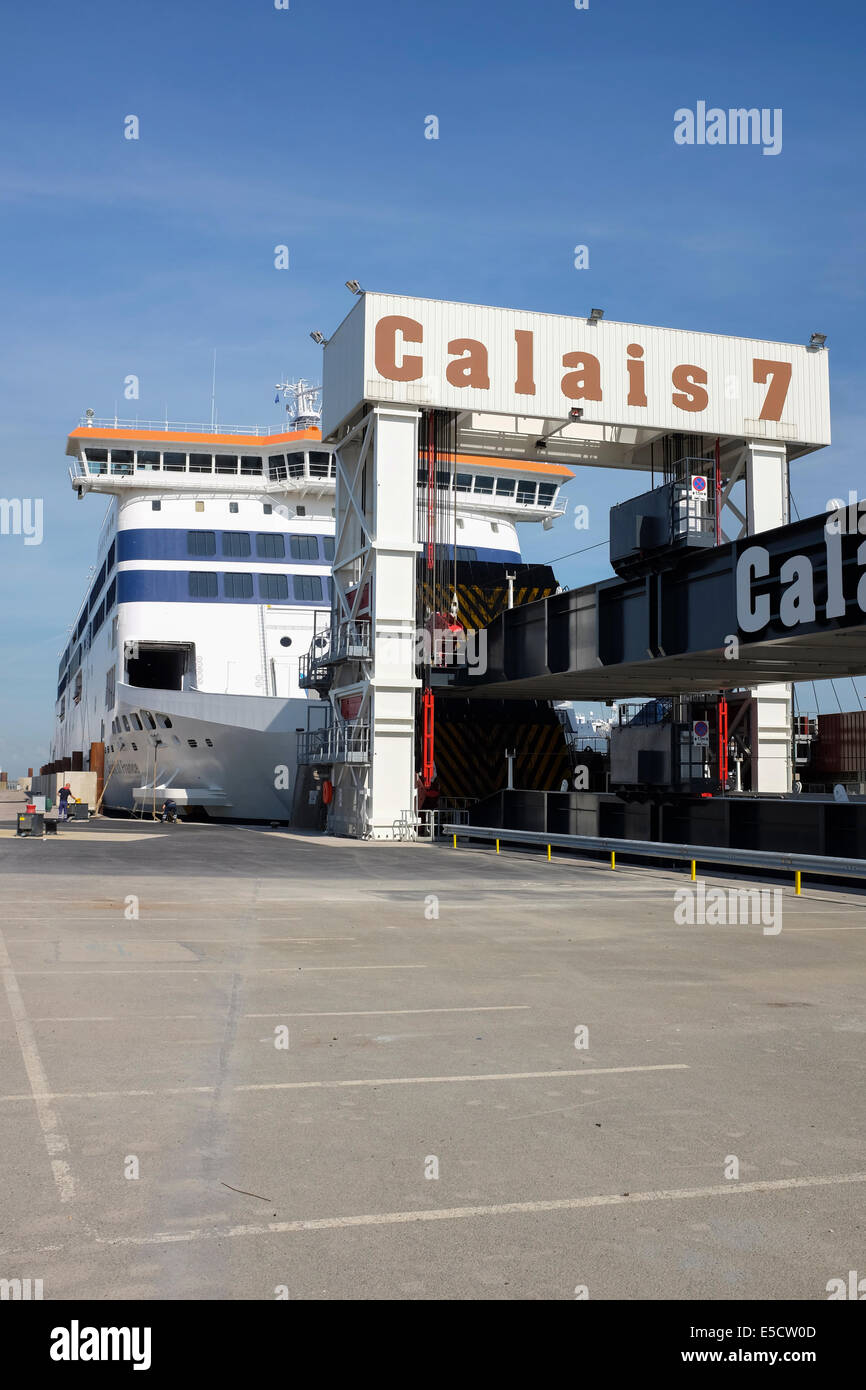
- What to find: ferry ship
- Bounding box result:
[49,384,572,820]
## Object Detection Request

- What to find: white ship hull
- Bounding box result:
[106,684,325,821]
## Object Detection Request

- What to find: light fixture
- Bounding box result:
[310,331,328,346]
[345,280,363,295]
[588,308,604,324]
[809,332,827,349]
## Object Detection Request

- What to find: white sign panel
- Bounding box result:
[323,293,831,447]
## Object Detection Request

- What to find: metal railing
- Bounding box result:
[299,621,372,688]
[297,724,370,766]
[78,416,289,436]
[443,823,866,889]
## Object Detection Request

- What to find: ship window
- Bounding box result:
[187,739,197,748]
[85,448,108,463]
[229,502,239,514]
[106,578,116,609]
[296,505,306,517]
[189,453,213,473]
[259,573,289,601]
[268,454,287,482]
[286,452,305,478]
[156,714,172,728]
[240,455,263,475]
[106,540,115,569]
[223,572,253,599]
[188,572,218,598]
[538,483,557,504]
[137,450,160,470]
[152,500,161,511]
[294,574,323,602]
[195,501,205,512]
[110,449,133,463]
[453,470,472,490]
[262,504,272,515]
[473,476,494,495]
[187,531,216,556]
[436,469,452,488]
[142,711,156,729]
[456,547,478,562]
[491,523,499,533]
[130,713,142,730]
[256,533,285,559]
[59,696,65,721]
[290,535,318,561]
[215,454,239,474]
[280,636,292,647]
[309,450,330,478]
[322,536,334,561]
[495,477,516,498]
[164,452,186,471]
[122,716,131,732]
[517,480,537,504]
[105,667,116,709]
[222,531,251,558]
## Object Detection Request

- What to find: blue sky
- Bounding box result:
[1,0,865,772]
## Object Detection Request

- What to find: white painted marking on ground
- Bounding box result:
[0,1062,688,1103]
[94,1171,866,1246]
[12,964,429,976]
[29,1005,531,1023]
[0,928,75,1202]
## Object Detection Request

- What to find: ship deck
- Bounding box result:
[1,788,864,1300]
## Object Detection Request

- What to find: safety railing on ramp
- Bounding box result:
[442,824,866,894]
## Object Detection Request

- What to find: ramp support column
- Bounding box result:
[745,439,792,794]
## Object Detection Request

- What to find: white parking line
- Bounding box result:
[0,1062,688,1104]
[30,1005,531,1023]
[0,928,75,1202]
[95,1170,866,1247]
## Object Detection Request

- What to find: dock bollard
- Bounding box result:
[691,859,697,882]
[496,839,500,854]
[547,844,552,861]
[453,834,457,849]
[795,870,802,896]
[610,851,615,870]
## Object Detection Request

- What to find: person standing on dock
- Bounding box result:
[57,784,73,820]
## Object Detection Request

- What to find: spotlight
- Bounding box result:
[809,332,827,349]
[345,280,363,295]
[310,331,328,346]
[588,308,604,324]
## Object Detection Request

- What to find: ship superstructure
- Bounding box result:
[49,386,572,819]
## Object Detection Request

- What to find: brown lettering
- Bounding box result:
[672,363,708,413]
[374,315,423,381]
[445,338,490,389]
[626,343,647,407]
[514,330,536,395]
[753,358,792,421]
[561,352,602,402]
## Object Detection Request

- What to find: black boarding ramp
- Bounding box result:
[444,511,866,699]
[470,788,866,859]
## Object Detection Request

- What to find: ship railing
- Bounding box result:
[297,723,371,766]
[77,416,296,436]
[299,621,372,687]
